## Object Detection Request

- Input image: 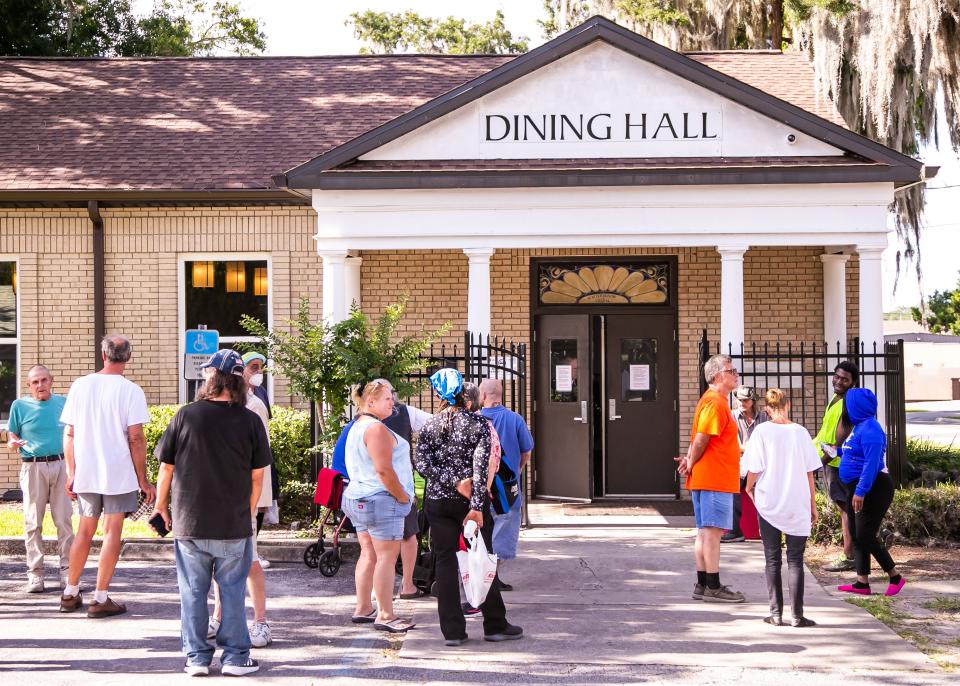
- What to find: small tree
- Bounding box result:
[334,294,450,398]
[912,274,960,335]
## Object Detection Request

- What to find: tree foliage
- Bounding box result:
[347,9,528,54]
[541,1,960,285]
[911,274,960,335]
[0,0,266,57]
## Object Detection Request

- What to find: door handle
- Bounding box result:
[608,398,622,421]
[573,400,588,423]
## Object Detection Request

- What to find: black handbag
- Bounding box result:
[490,460,520,515]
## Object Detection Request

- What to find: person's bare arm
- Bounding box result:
[250,467,266,515]
[366,424,410,503]
[744,471,759,498]
[151,463,175,530]
[807,471,819,526]
[127,424,155,503]
[63,425,76,499]
[519,450,532,471]
[6,431,26,450]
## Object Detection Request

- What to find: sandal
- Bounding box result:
[373,617,416,633]
[350,608,377,624]
[399,589,426,600]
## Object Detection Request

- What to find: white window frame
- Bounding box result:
[0,255,20,429]
[178,253,273,404]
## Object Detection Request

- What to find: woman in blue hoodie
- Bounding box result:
[836,388,905,597]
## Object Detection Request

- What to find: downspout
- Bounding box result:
[87,201,105,371]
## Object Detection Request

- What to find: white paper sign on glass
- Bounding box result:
[629,364,650,391]
[555,364,573,392]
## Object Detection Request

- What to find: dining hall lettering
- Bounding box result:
[483,112,720,143]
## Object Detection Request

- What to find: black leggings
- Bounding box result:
[844,472,895,577]
[758,515,807,619]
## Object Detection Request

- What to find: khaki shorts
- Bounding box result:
[76,491,139,518]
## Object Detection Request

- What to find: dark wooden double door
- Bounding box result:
[534,313,678,499]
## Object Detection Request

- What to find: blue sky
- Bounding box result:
[138,0,959,310]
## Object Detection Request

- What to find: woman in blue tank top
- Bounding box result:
[340,379,415,633]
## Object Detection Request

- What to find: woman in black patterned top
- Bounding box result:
[414,368,523,646]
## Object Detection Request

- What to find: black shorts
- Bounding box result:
[824,464,848,504]
[403,504,420,539]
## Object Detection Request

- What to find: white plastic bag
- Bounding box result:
[456,524,498,609]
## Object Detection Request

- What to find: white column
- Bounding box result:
[857,246,885,352]
[820,253,850,349]
[463,248,495,338]
[319,249,349,324]
[717,246,748,354]
[344,255,362,314]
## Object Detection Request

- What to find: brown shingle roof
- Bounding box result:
[0,51,844,193]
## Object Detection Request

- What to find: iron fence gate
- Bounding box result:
[698,331,907,486]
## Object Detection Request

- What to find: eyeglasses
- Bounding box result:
[720,368,739,376]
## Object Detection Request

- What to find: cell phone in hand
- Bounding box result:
[148,512,171,537]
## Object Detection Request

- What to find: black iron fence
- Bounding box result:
[698,331,907,485]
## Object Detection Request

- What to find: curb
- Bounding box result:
[0,536,360,563]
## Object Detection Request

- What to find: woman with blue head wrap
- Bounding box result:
[414,368,523,646]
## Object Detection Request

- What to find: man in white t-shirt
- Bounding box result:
[59,334,154,618]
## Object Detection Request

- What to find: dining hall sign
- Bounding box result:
[483,110,721,143]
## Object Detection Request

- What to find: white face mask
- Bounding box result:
[248,373,264,387]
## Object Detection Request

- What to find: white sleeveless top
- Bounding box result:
[343,418,414,501]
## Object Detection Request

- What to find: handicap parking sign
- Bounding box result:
[183,329,219,380]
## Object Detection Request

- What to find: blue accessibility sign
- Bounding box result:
[185,329,219,355]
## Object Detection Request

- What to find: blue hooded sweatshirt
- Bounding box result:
[838,388,887,497]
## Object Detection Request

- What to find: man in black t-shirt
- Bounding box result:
[152,349,271,677]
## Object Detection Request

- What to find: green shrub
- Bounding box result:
[810,483,960,545]
[279,480,315,523]
[905,438,960,481]
[144,404,182,483]
[268,406,313,484]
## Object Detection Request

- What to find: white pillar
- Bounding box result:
[717,246,748,354]
[344,255,362,314]
[857,246,885,352]
[820,253,850,350]
[463,248,495,338]
[319,249,349,323]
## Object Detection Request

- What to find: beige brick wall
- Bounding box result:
[0,205,320,491]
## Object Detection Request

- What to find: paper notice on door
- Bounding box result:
[555,365,573,392]
[629,364,650,391]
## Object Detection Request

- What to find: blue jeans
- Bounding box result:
[174,537,253,667]
[491,493,522,561]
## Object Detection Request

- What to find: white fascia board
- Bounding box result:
[312,183,892,250]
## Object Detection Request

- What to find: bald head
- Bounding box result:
[479,378,502,408]
[101,334,132,364]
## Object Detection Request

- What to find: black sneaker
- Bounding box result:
[692,583,705,600]
[499,581,514,591]
[462,602,480,617]
[485,624,523,642]
[222,659,259,676]
[444,635,468,647]
[721,533,745,543]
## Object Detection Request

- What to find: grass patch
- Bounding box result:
[907,438,960,474]
[845,596,902,626]
[0,508,158,538]
[923,597,960,613]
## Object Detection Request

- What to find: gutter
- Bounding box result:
[87,201,105,371]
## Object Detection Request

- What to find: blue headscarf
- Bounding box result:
[430,368,463,404]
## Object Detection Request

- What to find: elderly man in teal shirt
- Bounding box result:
[7,365,73,593]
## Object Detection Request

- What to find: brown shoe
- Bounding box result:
[60,592,83,613]
[87,597,127,618]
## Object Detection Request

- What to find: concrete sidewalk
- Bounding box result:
[401,504,937,671]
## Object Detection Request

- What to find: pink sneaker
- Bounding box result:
[885,577,906,597]
[838,583,871,595]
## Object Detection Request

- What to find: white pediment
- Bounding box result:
[360,41,842,161]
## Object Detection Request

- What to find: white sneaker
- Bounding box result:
[248,620,272,648]
[222,658,259,676]
[184,663,209,676]
[257,556,271,569]
[207,616,221,640]
[26,575,44,594]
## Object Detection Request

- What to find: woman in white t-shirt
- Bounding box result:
[744,388,822,628]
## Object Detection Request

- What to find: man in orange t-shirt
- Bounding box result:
[675,354,745,604]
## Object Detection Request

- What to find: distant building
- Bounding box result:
[885,321,960,401]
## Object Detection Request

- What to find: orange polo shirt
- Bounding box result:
[686,389,740,493]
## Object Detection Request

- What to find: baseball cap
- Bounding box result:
[735,386,756,400]
[201,349,245,376]
[241,351,267,366]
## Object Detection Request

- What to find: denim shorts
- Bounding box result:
[691,489,733,530]
[342,492,411,541]
[492,494,522,560]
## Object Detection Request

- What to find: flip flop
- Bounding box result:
[399,590,426,600]
[350,609,377,624]
[374,617,416,633]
